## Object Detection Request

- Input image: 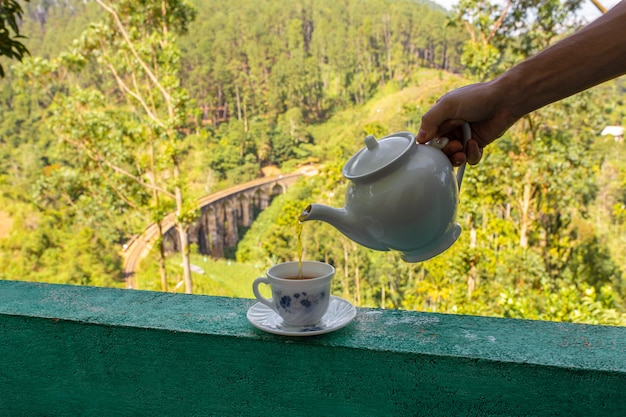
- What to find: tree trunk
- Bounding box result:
[235,83,242,121]
[519,182,533,248]
[352,242,361,305]
[150,139,168,292]
[342,240,350,301]
[177,222,193,294]
[174,178,193,293]
[156,223,168,292]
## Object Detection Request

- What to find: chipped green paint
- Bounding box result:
[1,280,625,416]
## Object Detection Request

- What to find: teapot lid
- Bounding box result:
[342,132,414,180]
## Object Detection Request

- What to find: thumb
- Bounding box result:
[416,124,437,144]
[417,102,451,143]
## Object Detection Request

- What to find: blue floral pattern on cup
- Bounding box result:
[274,290,326,313]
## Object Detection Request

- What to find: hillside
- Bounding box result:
[1,0,626,325]
[0,0,462,287]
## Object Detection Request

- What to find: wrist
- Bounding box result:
[485,70,526,126]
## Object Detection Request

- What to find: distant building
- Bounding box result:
[601,126,624,142]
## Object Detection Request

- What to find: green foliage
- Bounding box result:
[179,0,463,122]
[270,108,314,164]
[2,0,626,326]
[0,0,30,77]
[450,0,586,81]
[0,207,123,286]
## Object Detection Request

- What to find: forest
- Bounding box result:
[1,0,626,326]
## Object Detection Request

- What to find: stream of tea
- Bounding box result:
[296,214,305,279]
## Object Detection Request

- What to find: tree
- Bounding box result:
[450,0,585,80]
[39,0,199,293]
[0,0,30,77]
[435,0,625,319]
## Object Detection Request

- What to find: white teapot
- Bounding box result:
[300,123,470,262]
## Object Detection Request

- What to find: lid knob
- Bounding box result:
[364,135,378,150]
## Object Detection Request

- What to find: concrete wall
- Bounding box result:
[1,280,625,416]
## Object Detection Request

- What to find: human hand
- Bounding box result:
[416,81,519,166]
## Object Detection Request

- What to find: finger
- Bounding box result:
[442,138,464,156]
[442,136,471,167]
[437,119,469,141]
[465,140,484,165]
[451,151,467,167]
[416,125,437,144]
[417,103,457,143]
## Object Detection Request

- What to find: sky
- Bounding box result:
[430,0,621,22]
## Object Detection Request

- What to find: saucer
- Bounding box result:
[247,296,356,336]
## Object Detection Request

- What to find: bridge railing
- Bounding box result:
[1,279,625,416]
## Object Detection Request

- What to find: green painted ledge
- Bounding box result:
[1,280,625,416]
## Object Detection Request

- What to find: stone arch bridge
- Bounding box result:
[121,172,305,288]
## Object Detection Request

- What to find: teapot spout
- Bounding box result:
[299,203,353,226]
[300,204,388,251]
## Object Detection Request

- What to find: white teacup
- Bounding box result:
[252,261,335,326]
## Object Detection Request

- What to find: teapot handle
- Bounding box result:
[455,122,471,190]
[426,122,471,191]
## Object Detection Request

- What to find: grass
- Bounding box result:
[134,252,270,299]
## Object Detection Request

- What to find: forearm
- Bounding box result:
[494,1,626,119]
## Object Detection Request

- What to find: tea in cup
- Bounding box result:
[252,261,335,326]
